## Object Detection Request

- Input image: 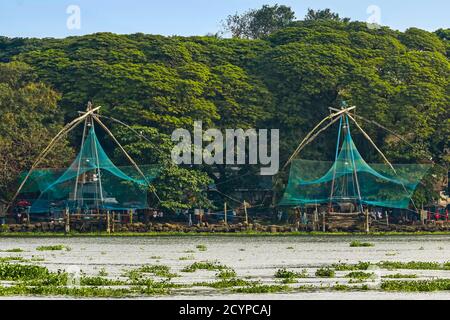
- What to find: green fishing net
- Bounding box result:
[279,117,431,209]
[19,126,159,213]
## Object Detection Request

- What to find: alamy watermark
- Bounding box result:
[171,121,279,175]
[366,5,382,30]
[66,5,81,30]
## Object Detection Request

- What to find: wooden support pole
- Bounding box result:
[386,211,389,227]
[65,208,70,234]
[106,211,110,234]
[322,211,326,232]
[224,202,227,225]
[243,201,248,225]
[365,208,370,233]
[130,210,133,224]
[112,212,115,233]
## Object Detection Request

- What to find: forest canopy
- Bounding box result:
[0,6,448,209]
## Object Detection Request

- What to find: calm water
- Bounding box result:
[1,235,450,299]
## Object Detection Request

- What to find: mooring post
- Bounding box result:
[112,211,115,233]
[365,208,369,233]
[386,211,389,227]
[130,209,133,224]
[243,201,248,225]
[65,208,70,234]
[322,211,326,232]
[106,211,110,234]
[224,202,227,225]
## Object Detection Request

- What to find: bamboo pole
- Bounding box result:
[243,201,248,225]
[283,107,355,169]
[106,211,110,234]
[322,211,326,232]
[7,106,101,212]
[365,208,370,233]
[65,208,70,234]
[224,202,227,225]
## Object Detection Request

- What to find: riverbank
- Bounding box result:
[1,220,450,236]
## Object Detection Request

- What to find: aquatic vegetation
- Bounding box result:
[216,269,237,279]
[36,245,69,251]
[377,261,444,270]
[382,273,417,279]
[97,268,108,277]
[0,263,50,281]
[2,248,24,253]
[286,246,294,250]
[125,265,178,279]
[345,271,374,280]
[181,261,228,273]
[331,262,371,271]
[315,267,335,278]
[0,256,29,263]
[80,276,125,286]
[275,268,308,279]
[179,256,195,261]
[150,256,162,259]
[196,244,207,251]
[349,241,374,247]
[194,278,254,289]
[233,284,291,294]
[381,279,450,292]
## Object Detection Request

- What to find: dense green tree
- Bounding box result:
[0,62,73,203]
[223,4,295,39]
[304,8,350,23]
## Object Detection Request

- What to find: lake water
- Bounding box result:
[1,235,450,299]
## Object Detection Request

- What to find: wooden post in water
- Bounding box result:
[112,212,115,233]
[322,211,326,232]
[365,208,369,233]
[130,209,133,224]
[243,201,248,225]
[224,202,227,225]
[386,211,389,227]
[65,208,70,234]
[106,211,110,234]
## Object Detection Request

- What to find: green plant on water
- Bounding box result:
[194,278,254,289]
[196,244,207,251]
[80,276,125,286]
[274,268,307,279]
[0,263,50,281]
[30,256,45,262]
[331,262,371,271]
[315,267,335,278]
[232,284,291,294]
[345,271,374,280]
[179,256,195,261]
[382,273,417,279]
[0,256,29,263]
[216,269,237,279]
[184,250,195,253]
[286,246,294,250]
[377,261,444,270]
[332,283,350,291]
[381,279,450,292]
[36,245,68,251]
[2,248,24,253]
[181,261,228,273]
[125,265,178,279]
[97,268,108,277]
[150,256,162,259]
[349,241,374,247]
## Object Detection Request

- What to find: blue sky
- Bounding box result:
[0,0,448,38]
